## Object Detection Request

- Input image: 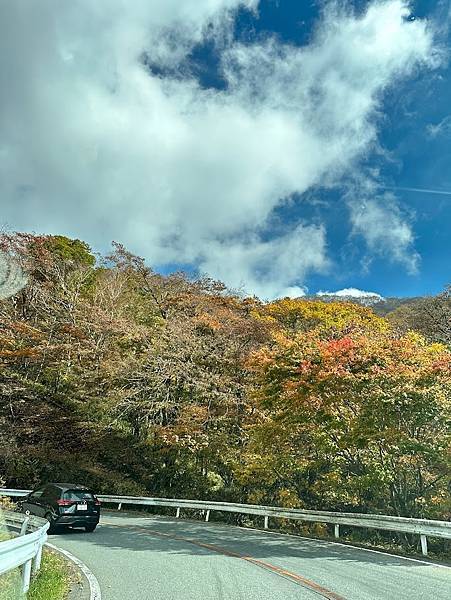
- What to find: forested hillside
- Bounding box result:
[0,233,450,523]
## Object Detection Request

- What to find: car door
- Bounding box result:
[40,485,63,517]
[42,485,60,517]
[22,486,46,516]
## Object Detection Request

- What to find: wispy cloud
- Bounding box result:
[427,115,451,137]
[347,188,419,274]
[384,186,451,196]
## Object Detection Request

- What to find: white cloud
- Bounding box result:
[200,223,327,299]
[0,1,439,298]
[317,288,383,300]
[348,189,419,272]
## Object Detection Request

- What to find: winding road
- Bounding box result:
[49,512,451,600]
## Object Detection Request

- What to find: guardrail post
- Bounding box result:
[118,503,122,511]
[205,510,210,522]
[22,559,32,593]
[420,534,428,556]
[334,524,340,539]
[264,516,269,529]
[19,516,30,536]
[176,507,180,518]
[33,544,43,575]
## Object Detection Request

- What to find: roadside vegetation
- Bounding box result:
[27,551,70,600]
[0,549,69,600]
[0,509,18,600]
[0,233,449,556]
[0,504,69,600]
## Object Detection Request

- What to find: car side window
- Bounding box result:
[46,486,60,500]
[41,485,56,498]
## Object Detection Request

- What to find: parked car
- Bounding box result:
[20,483,101,532]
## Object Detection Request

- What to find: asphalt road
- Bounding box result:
[49,512,451,600]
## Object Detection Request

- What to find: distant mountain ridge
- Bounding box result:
[371,296,422,316]
[309,289,421,315]
[316,288,384,307]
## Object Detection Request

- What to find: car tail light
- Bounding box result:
[57,499,73,506]
[94,497,101,506]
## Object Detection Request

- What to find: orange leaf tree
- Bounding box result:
[242,300,451,518]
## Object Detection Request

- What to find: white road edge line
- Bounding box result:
[46,542,102,600]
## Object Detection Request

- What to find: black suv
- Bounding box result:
[20,483,100,532]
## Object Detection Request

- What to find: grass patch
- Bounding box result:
[0,568,22,600]
[27,551,70,600]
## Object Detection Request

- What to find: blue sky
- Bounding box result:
[188,0,451,297]
[1,0,450,299]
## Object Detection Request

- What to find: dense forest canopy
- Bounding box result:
[0,233,449,522]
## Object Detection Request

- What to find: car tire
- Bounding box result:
[85,524,97,533]
[45,512,57,533]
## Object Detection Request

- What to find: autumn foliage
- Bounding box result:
[0,233,449,527]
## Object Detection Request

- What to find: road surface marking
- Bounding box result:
[101,521,346,600]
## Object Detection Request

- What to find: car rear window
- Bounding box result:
[63,489,95,501]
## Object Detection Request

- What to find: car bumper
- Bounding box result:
[56,514,99,527]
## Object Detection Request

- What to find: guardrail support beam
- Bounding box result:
[176,507,180,518]
[420,534,428,556]
[2,489,451,556]
[33,545,43,574]
[22,559,32,593]
[19,516,29,536]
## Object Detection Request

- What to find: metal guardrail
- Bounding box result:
[0,509,49,593]
[2,488,450,556]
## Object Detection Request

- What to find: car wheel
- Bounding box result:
[85,524,97,532]
[45,512,57,533]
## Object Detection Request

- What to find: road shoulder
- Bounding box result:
[46,543,102,600]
